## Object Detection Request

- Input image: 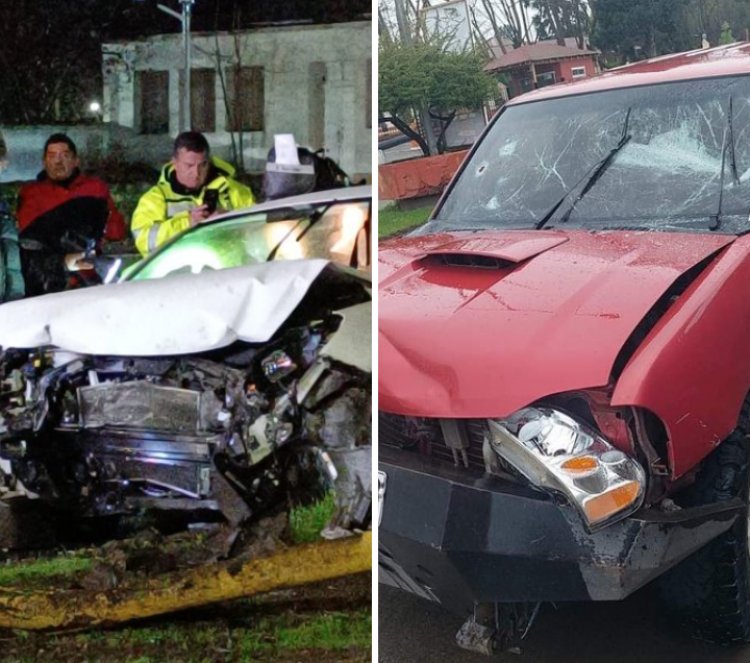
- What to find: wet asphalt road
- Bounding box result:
[379,584,750,662]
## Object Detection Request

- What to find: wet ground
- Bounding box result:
[0,506,371,662]
[0,574,371,663]
[379,584,750,662]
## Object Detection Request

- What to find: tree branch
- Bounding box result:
[388,114,430,156]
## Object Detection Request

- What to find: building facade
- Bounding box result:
[102,21,371,176]
[485,40,599,99]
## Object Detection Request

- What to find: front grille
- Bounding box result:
[379,412,489,471]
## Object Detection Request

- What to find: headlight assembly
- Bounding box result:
[488,407,645,530]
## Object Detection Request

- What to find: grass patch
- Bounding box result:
[378,204,432,238]
[275,610,370,650]
[0,494,336,589]
[0,555,92,587]
[50,609,371,662]
[289,493,335,544]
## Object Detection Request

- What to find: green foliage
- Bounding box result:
[53,609,371,661]
[527,0,590,45]
[273,610,371,650]
[109,183,147,225]
[379,41,431,118]
[591,0,692,60]
[0,555,92,588]
[591,0,750,61]
[719,21,735,44]
[682,0,750,46]
[378,204,433,238]
[379,40,495,119]
[289,492,336,543]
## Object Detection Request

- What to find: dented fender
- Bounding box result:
[613,235,750,479]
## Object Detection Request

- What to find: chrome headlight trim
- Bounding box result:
[488,407,646,531]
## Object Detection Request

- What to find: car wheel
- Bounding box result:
[658,402,750,642]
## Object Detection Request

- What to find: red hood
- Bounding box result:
[379,229,733,418]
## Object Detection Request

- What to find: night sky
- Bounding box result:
[0,0,372,124]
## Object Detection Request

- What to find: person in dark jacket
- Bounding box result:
[0,131,23,302]
[16,133,126,296]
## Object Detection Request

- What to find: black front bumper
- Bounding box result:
[379,449,742,612]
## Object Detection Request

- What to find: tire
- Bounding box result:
[658,402,750,643]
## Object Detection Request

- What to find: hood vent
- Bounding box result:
[426,253,513,270]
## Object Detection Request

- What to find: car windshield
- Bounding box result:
[427,75,750,235]
[128,199,370,281]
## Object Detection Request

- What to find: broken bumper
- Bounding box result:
[379,449,742,611]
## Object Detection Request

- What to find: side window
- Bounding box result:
[291,202,370,267]
[228,66,265,132]
[571,66,586,79]
[137,70,169,134]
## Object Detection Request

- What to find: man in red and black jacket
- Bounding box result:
[17,133,126,296]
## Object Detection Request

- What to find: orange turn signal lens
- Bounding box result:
[583,481,641,524]
[560,456,599,474]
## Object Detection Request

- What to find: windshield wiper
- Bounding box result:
[536,107,632,230]
[709,96,739,232]
[264,204,332,261]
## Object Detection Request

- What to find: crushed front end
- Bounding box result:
[378,404,741,613]
[0,263,372,544]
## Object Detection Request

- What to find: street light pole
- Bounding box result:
[183,0,193,131]
[157,0,195,132]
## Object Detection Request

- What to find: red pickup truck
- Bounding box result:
[379,42,750,653]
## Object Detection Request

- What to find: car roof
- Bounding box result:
[235,184,371,216]
[507,42,750,106]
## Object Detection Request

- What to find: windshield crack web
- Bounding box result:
[434,77,750,235]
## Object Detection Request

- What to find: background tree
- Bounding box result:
[718,20,735,43]
[590,0,750,65]
[379,39,495,156]
[0,0,370,125]
[471,0,532,53]
[590,0,692,63]
[527,0,590,48]
[689,0,750,44]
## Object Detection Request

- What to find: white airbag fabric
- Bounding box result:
[0,260,330,356]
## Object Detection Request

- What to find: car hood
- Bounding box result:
[0,260,368,356]
[379,229,733,418]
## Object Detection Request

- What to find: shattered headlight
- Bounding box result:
[488,407,645,530]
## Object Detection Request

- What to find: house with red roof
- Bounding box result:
[484,38,599,98]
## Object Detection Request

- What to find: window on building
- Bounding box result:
[191,69,216,133]
[571,66,587,78]
[227,66,264,132]
[536,71,556,88]
[138,70,169,134]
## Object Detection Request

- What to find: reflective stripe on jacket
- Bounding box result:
[131,156,255,256]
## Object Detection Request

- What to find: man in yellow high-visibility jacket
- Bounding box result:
[132,131,255,256]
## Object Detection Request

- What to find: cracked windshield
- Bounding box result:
[433,75,750,234]
[130,200,370,280]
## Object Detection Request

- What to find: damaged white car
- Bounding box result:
[0,258,371,542]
